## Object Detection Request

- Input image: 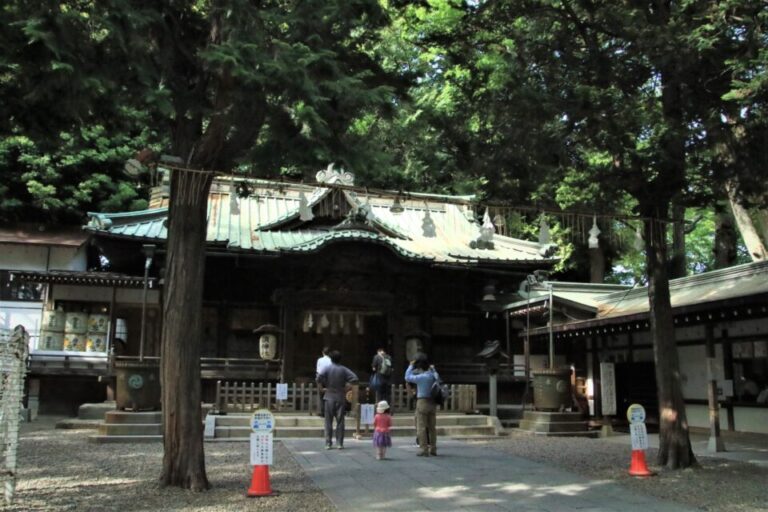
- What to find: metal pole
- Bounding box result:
[548,283,554,368]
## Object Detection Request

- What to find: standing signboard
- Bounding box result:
[246,408,278,497]
[600,362,616,416]
[250,409,274,466]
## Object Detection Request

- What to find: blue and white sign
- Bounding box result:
[630,422,649,450]
[360,404,375,425]
[250,433,273,465]
[251,408,275,433]
[276,383,288,401]
[626,403,646,424]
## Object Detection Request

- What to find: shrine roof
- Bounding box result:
[595,260,768,318]
[85,177,555,267]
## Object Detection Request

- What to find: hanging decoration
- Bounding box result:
[422,207,436,238]
[588,216,601,249]
[298,191,314,221]
[634,227,645,251]
[230,184,240,215]
[538,215,551,245]
[302,313,313,333]
[389,194,404,214]
[493,214,506,236]
[355,314,364,335]
[236,181,251,198]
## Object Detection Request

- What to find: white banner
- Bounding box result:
[276,383,288,401]
[360,403,375,425]
[600,362,616,416]
[630,422,649,450]
[250,433,273,465]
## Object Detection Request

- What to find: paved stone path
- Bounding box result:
[283,438,696,512]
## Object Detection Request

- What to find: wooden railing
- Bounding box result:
[214,380,478,415]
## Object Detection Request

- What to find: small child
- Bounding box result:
[373,400,392,460]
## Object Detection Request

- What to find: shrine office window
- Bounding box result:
[0,271,45,302]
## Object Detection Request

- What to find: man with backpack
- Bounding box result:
[371,347,393,404]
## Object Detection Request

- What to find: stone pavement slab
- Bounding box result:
[283,438,696,512]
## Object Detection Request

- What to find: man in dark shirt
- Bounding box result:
[316,350,358,449]
[371,347,393,404]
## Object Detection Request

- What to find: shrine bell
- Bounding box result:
[253,324,283,360]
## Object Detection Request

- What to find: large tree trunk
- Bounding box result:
[160,167,213,491]
[714,204,738,269]
[725,180,767,261]
[669,203,687,278]
[644,216,696,469]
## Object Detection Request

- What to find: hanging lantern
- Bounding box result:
[389,194,404,214]
[405,335,426,362]
[482,282,497,302]
[299,191,314,221]
[538,215,551,245]
[588,216,601,249]
[422,208,436,237]
[254,324,282,360]
[236,181,251,198]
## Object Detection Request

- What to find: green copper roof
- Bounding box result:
[86,179,555,267]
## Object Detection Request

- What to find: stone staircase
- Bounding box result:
[210,413,499,441]
[89,411,163,443]
[86,411,500,443]
[516,411,597,437]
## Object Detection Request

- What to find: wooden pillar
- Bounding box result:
[626,331,634,363]
[721,329,736,431]
[592,334,603,421]
[281,307,296,382]
[216,303,229,359]
[705,324,726,452]
[388,308,405,383]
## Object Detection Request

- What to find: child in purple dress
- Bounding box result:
[373,400,392,460]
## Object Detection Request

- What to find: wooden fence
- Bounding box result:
[215,381,477,415]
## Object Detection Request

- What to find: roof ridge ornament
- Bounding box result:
[316,163,355,186]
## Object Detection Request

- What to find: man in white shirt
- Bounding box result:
[316,346,331,376]
[316,347,331,416]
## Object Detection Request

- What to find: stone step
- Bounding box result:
[77,402,117,420]
[213,425,496,439]
[521,411,584,422]
[56,418,102,430]
[512,428,600,438]
[213,414,490,428]
[104,411,163,425]
[518,420,589,433]
[88,435,162,444]
[98,423,163,436]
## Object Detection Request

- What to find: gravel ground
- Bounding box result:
[2,417,334,512]
[470,432,768,512]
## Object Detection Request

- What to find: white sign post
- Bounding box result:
[276,383,288,401]
[249,409,275,466]
[247,408,277,497]
[626,403,653,477]
[600,362,616,416]
[360,403,375,425]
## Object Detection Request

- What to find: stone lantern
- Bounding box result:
[476,340,507,418]
[254,324,282,360]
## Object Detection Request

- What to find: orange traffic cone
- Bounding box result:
[247,464,278,497]
[628,449,654,477]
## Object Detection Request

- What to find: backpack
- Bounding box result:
[378,355,393,376]
[430,378,449,406]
